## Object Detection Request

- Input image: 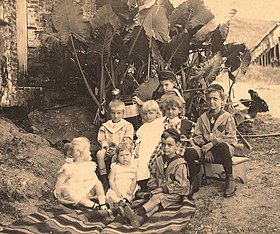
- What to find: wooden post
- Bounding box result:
[16,0,28,74]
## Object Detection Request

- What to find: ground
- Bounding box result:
[0,77,280,233]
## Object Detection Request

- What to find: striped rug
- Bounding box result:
[0,198,195,234]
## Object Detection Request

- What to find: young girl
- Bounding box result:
[106,140,138,206]
[134,100,165,190]
[122,128,189,227]
[54,137,107,210]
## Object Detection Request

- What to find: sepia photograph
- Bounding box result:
[0,0,279,233]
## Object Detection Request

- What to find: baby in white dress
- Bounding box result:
[54,137,107,209]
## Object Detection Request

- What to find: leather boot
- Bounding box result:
[224,174,236,197]
[124,206,145,227]
[188,174,199,198]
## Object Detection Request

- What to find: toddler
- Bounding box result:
[96,99,134,191]
[134,100,164,190]
[54,137,107,209]
[106,140,138,206]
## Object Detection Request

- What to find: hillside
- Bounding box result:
[226,17,277,49]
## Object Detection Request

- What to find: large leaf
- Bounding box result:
[90,4,121,32]
[239,49,251,75]
[151,39,165,68]
[169,0,214,30]
[127,26,149,64]
[89,24,114,63]
[52,0,90,46]
[222,43,246,72]
[111,0,131,21]
[210,21,230,53]
[162,30,190,68]
[200,53,224,85]
[194,8,236,42]
[137,2,170,42]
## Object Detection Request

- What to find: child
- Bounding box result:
[134,100,165,190]
[133,69,185,106]
[54,137,107,209]
[122,128,189,227]
[184,84,239,197]
[106,140,138,207]
[149,96,194,165]
[96,99,134,191]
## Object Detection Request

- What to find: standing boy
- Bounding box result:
[122,128,189,227]
[96,99,134,191]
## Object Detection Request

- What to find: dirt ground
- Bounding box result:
[0,88,280,233]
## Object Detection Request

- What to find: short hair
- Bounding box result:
[161,128,180,143]
[115,139,134,160]
[109,99,125,111]
[158,70,177,82]
[141,100,162,119]
[206,84,226,100]
[64,137,90,158]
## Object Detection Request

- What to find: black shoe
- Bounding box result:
[124,206,143,227]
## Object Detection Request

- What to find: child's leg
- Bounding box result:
[96,149,107,175]
[211,142,236,197]
[93,180,106,206]
[184,148,200,196]
[79,198,98,208]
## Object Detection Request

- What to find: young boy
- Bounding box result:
[184,84,238,197]
[133,69,185,106]
[96,99,134,191]
[122,128,189,227]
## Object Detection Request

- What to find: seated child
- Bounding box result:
[133,69,185,106]
[96,99,134,191]
[54,137,107,210]
[121,128,189,227]
[134,100,164,190]
[106,140,138,207]
[149,96,194,168]
[184,84,239,197]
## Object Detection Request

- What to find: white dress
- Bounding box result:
[54,158,98,205]
[106,161,138,202]
[135,117,165,181]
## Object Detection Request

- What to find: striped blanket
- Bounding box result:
[0,198,195,234]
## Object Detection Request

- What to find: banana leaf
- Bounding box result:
[222,43,246,72]
[52,0,90,46]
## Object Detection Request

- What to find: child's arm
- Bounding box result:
[162,164,189,195]
[192,117,207,146]
[124,122,134,141]
[210,115,237,146]
[127,172,137,196]
[97,126,109,149]
[108,164,123,198]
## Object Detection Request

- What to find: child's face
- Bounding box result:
[160,80,175,93]
[165,105,181,119]
[118,149,132,165]
[207,91,223,112]
[110,106,125,123]
[161,136,177,157]
[143,109,157,123]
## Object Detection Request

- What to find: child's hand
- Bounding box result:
[127,191,133,196]
[201,142,213,154]
[116,191,123,199]
[151,188,163,195]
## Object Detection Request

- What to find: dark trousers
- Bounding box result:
[184,142,233,177]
